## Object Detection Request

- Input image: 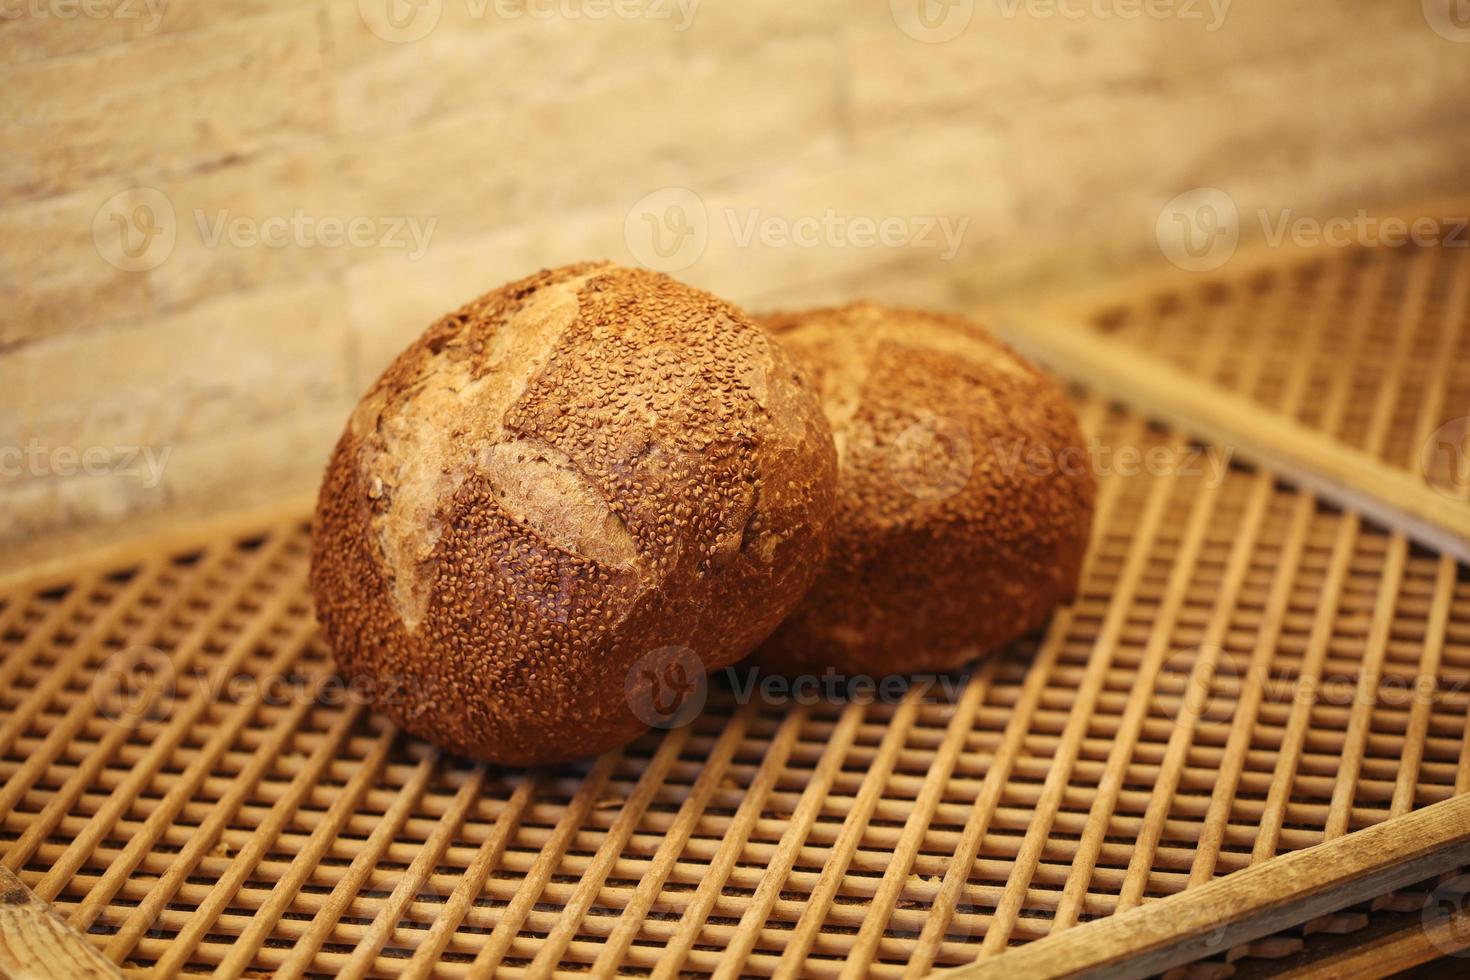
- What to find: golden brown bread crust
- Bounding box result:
[754,302,1095,677]
[310,262,837,765]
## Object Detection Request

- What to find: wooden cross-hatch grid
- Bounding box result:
[1081,233,1470,483]
[3,229,1470,977]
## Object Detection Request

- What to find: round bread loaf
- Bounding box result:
[754,302,1095,677]
[310,262,838,765]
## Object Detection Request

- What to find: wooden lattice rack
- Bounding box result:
[3,216,1470,978]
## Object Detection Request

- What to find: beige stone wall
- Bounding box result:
[2,0,1467,559]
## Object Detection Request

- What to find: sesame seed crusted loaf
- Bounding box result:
[753,302,1095,678]
[310,262,838,765]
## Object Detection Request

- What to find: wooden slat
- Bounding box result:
[931,793,1470,980]
[0,867,122,980]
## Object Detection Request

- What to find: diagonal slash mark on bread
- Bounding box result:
[355,267,644,631]
[478,438,639,568]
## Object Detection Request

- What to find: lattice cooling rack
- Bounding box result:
[4,222,1470,978]
[1000,220,1470,574]
[1080,232,1470,484]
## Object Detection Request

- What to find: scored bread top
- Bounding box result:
[352,267,634,631]
[757,301,1095,676]
[311,262,837,764]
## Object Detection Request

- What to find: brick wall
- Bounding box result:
[3,0,1468,558]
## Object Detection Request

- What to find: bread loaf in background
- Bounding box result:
[754,302,1095,677]
[310,262,838,765]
